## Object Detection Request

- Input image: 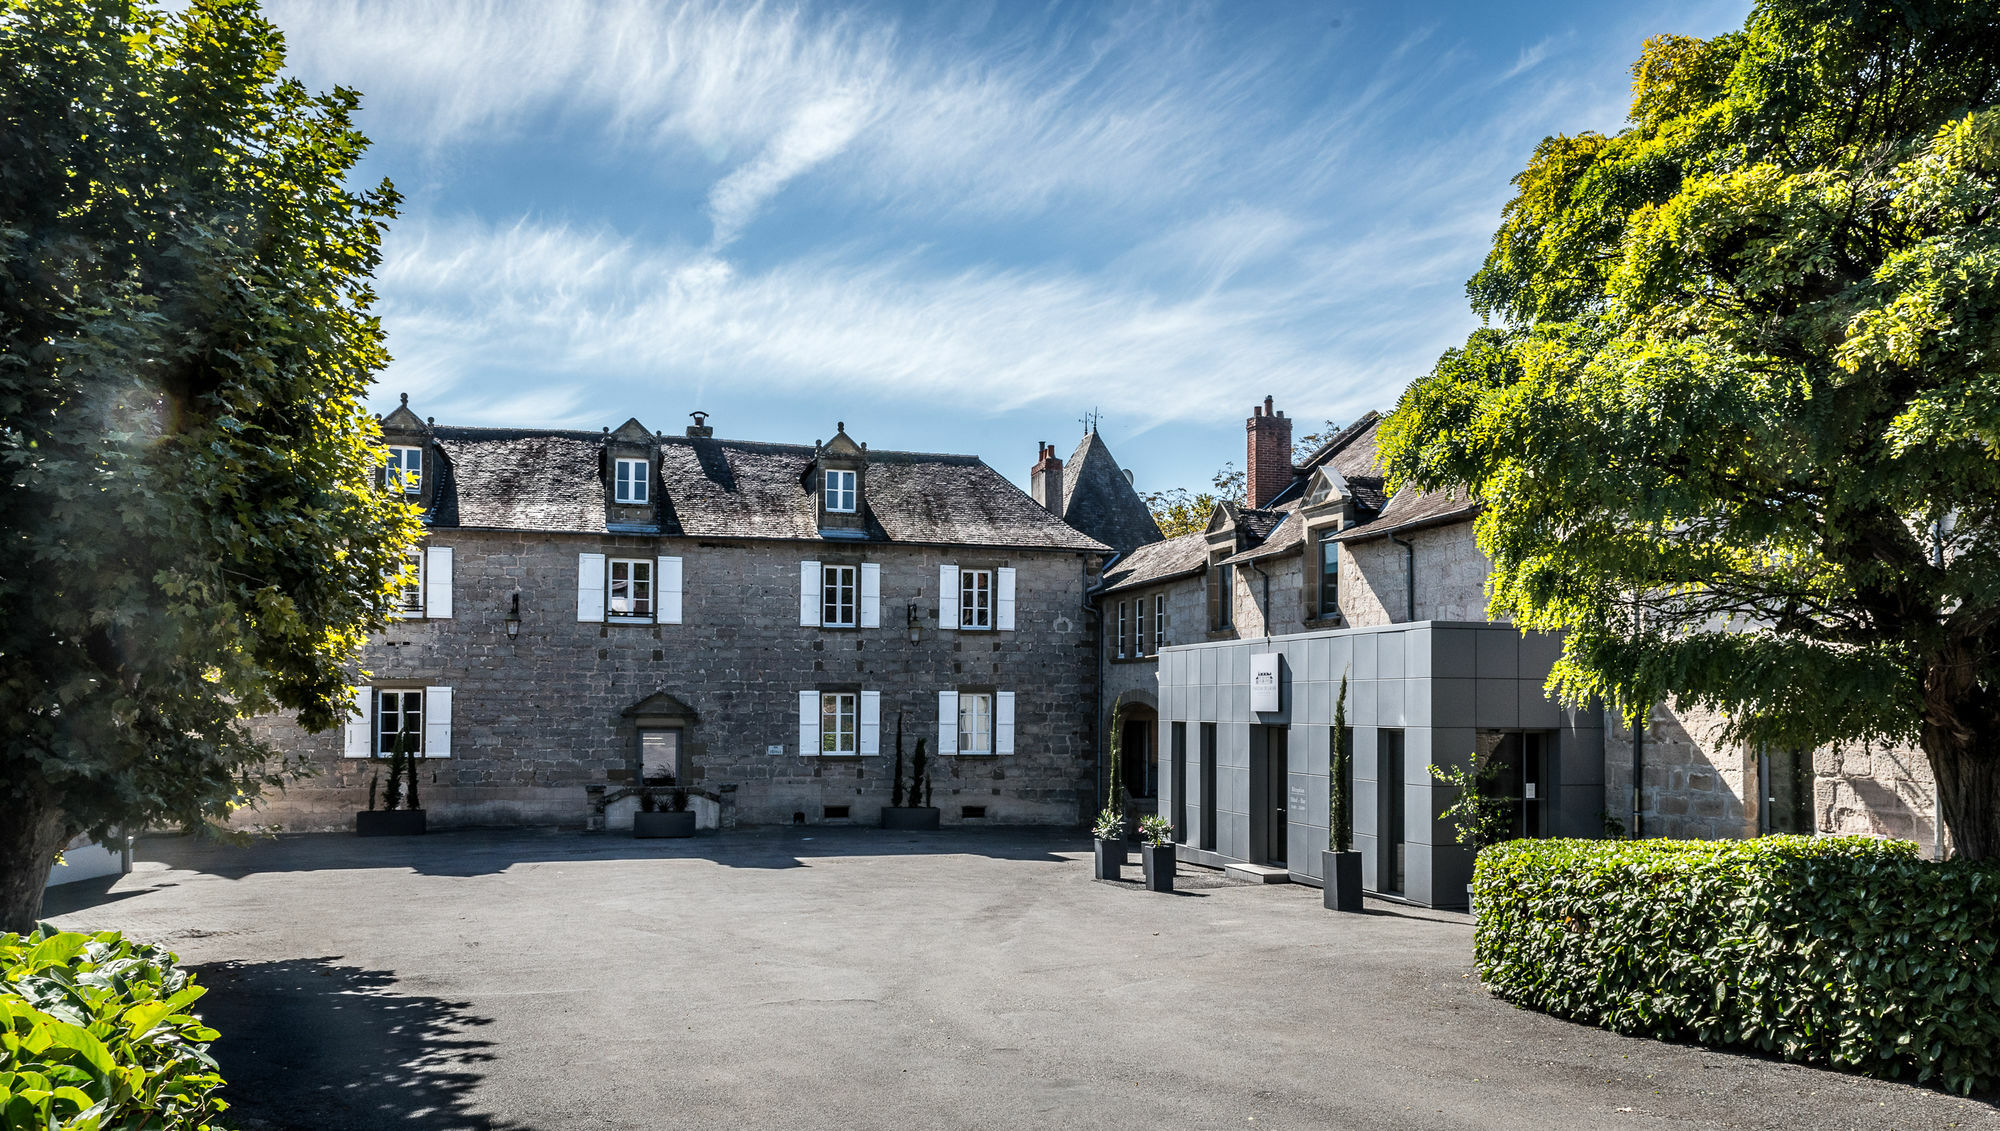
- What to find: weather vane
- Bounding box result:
[1077,407,1100,434]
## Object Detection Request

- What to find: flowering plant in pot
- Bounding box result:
[1138,814,1175,892]
[1091,806,1126,881]
[634,771,695,838]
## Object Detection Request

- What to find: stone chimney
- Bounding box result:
[1246,395,1292,509]
[686,411,713,438]
[1030,441,1064,512]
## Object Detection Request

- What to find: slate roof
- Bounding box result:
[1097,530,1211,595]
[1331,486,1481,543]
[1059,432,1163,555]
[428,426,1109,552]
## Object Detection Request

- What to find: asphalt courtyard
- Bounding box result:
[41,827,1998,1131]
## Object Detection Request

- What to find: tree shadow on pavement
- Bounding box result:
[189,956,529,1131]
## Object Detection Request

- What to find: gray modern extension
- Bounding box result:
[1156,621,1605,909]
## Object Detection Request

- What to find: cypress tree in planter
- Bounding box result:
[1093,695,1128,880]
[357,727,426,837]
[882,717,939,830]
[1323,673,1362,911]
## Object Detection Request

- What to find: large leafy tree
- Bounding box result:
[1381,2,2000,856]
[0,0,417,928]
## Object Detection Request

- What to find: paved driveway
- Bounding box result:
[41,828,1995,1130]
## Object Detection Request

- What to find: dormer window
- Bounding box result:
[614,458,649,504]
[824,469,857,513]
[387,446,423,495]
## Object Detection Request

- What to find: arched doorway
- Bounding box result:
[1120,703,1159,812]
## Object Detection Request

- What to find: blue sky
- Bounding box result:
[269,0,1751,495]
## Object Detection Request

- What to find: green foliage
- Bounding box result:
[0,0,418,905]
[1430,759,1515,851]
[1379,0,2000,855]
[1141,489,1221,539]
[1475,837,2000,1095]
[1092,808,1124,841]
[1329,674,1352,853]
[1,928,227,1128]
[1138,814,1173,847]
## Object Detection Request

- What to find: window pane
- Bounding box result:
[400,551,423,611]
[958,693,991,753]
[823,565,855,625]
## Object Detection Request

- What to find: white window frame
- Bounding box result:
[386,446,423,495]
[376,688,424,756]
[1137,594,1150,656]
[822,564,858,628]
[1153,594,1166,652]
[959,568,993,630]
[958,691,994,755]
[1116,600,1128,659]
[396,549,424,617]
[820,691,859,755]
[614,458,649,504]
[824,468,857,513]
[608,558,653,619]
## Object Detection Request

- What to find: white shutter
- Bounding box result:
[996,566,1016,631]
[996,691,1016,754]
[859,562,881,628]
[423,686,452,760]
[800,561,821,627]
[938,563,959,629]
[860,690,881,755]
[425,545,454,619]
[799,690,820,756]
[576,553,606,622]
[937,690,959,756]
[343,686,372,758]
[657,556,683,624]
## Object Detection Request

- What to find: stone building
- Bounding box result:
[249,401,1110,832]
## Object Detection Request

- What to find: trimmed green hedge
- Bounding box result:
[1474,836,2000,1095]
[2,928,227,1129]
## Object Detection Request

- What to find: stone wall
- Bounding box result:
[1601,700,1945,854]
[247,529,1102,832]
[1341,521,1491,627]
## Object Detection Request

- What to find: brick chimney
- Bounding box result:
[1246,395,1292,508]
[1030,441,1064,512]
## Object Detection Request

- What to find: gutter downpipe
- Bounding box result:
[1630,707,1644,840]
[1388,531,1416,622]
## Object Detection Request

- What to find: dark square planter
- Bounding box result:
[356,809,426,837]
[1323,849,1364,912]
[634,810,697,838]
[1141,843,1176,892]
[1093,838,1125,881]
[880,806,941,831]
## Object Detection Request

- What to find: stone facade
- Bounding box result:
[1341,521,1491,627]
[249,408,1111,832]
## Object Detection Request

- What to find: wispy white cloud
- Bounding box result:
[271,0,1755,458]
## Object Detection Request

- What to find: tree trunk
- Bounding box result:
[1923,642,2000,861]
[0,789,70,934]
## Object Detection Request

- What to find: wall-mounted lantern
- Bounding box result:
[506,592,522,640]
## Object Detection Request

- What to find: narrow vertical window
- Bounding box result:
[824,469,857,513]
[1153,594,1166,650]
[609,559,654,617]
[957,692,994,754]
[398,549,424,614]
[822,565,858,627]
[1136,595,1150,656]
[1318,531,1340,617]
[820,692,858,754]
[1215,564,1235,630]
[1116,601,1128,658]
[614,458,649,504]
[959,569,992,629]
